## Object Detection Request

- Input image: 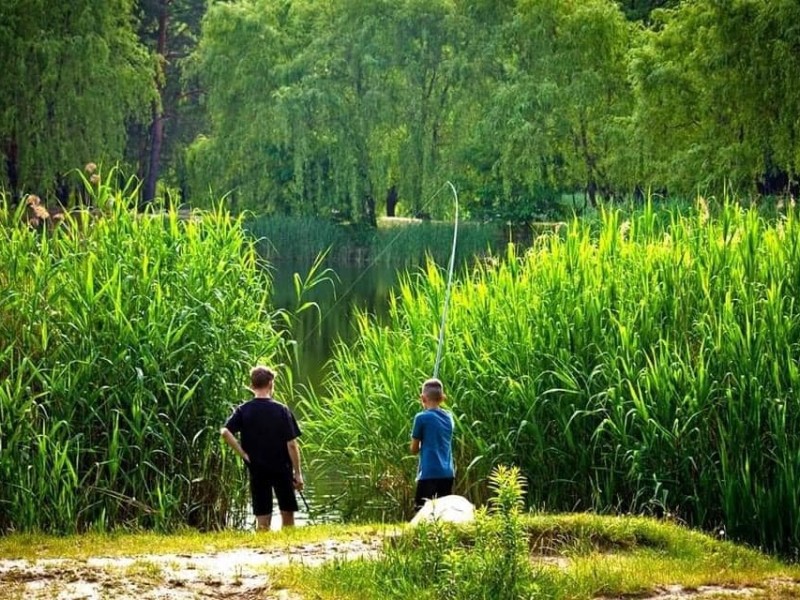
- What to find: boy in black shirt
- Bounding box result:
[221,366,304,530]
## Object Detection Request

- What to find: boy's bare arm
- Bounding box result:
[220,427,249,462]
[287,438,304,490]
[410,438,421,455]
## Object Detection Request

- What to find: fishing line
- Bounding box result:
[290,181,459,357]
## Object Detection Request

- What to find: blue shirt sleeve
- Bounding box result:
[411,412,424,440]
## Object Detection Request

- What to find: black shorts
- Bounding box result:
[247,464,298,515]
[414,477,454,511]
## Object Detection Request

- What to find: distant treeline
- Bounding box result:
[1,0,798,223]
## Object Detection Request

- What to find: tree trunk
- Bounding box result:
[141,1,169,209]
[386,184,398,217]
[586,180,598,207]
[4,139,19,201]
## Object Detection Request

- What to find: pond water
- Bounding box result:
[270,258,402,395]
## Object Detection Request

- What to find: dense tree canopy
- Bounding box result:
[2,0,797,220]
[0,0,154,199]
[630,0,800,196]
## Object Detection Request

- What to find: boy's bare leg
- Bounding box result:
[256,514,271,531]
[280,511,295,528]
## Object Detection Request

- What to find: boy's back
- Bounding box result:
[225,398,300,472]
[412,408,454,480]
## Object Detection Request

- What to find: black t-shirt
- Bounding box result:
[224,397,301,473]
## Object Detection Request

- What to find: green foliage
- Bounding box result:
[438,466,532,600]
[0,174,282,532]
[191,0,469,223]
[487,0,635,208]
[0,0,155,197]
[630,0,800,195]
[3,0,798,217]
[301,200,800,554]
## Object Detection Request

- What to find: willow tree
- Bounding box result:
[187,0,300,213]
[190,0,486,222]
[486,0,634,213]
[0,0,154,199]
[273,0,404,225]
[383,0,471,217]
[630,0,800,196]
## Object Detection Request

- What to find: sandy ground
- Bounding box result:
[2,539,797,599]
[0,538,381,599]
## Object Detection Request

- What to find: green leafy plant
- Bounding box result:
[0,176,283,533]
[438,466,533,600]
[302,198,800,554]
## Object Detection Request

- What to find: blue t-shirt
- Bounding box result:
[411,408,454,481]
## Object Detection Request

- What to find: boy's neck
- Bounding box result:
[252,387,272,398]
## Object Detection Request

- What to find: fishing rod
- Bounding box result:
[298,489,311,512]
[433,181,459,379]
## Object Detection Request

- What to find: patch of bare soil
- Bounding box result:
[0,538,381,599]
[597,579,800,600]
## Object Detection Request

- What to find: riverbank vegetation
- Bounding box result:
[0,179,282,533]
[247,214,506,265]
[302,199,800,555]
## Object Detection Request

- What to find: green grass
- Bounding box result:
[245,214,503,265]
[271,514,800,600]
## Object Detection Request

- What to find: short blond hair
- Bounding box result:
[421,378,444,401]
[250,365,275,388]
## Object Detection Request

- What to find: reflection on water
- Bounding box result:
[270,259,401,395]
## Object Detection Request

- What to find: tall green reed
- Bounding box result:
[0,173,283,532]
[301,199,800,554]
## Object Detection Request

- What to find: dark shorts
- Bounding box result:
[247,464,298,515]
[414,477,454,511]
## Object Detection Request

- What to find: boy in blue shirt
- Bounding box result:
[410,378,454,511]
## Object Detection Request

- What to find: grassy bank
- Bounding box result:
[2,470,797,599]
[0,179,282,533]
[301,200,800,555]
[4,517,796,600]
